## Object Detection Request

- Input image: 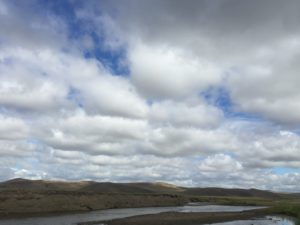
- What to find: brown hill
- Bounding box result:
[0,179,188,216]
[183,187,279,198]
[0,179,184,194]
[0,178,298,217]
[0,178,286,198]
[80,182,184,194]
[0,178,91,191]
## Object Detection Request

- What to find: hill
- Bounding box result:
[0,178,282,198]
[0,178,184,194]
[183,187,279,198]
[0,178,298,217]
[0,178,280,198]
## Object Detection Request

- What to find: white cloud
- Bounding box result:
[0,48,70,112]
[39,111,148,155]
[237,129,300,168]
[199,154,243,172]
[149,98,223,128]
[227,41,300,125]
[130,43,222,98]
[97,0,300,126]
[138,126,237,156]
[77,74,148,118]
[0,46,148,118]
[0,115,29,140]
[0,140,34,157]
[12,168,47,180]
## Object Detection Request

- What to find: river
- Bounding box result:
[0,205,294,225]
[206,215,296,225]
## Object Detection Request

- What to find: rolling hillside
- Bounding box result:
[0,178,281,198]
[0,178,299,217]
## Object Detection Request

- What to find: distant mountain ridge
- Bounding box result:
[0,178,287,198]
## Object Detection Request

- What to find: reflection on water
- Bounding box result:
[206,215,296,225]
[179,205,266,213]
[0,205,273,225]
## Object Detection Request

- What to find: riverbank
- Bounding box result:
[77,203,300,225]
[0,190,187,218]
[0,179,299,224]
[267,203,300,225]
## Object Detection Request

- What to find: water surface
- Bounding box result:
[0,205,267,225]
[206,215,296,225]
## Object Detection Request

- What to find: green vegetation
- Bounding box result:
[189,195,275,206]
[189,195,300,224]
[271,202,300,217]
[267,202,300,225]
[1,179,300,224]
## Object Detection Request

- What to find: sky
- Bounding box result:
[0,0,300,192]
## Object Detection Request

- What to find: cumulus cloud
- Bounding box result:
[0,0,299,191]
[129,43,222,98]
[0,0,67,49]
[95,0,300,125]
[227,40,300,125]
[0,115,29,140]
[199,154,243,172]
[39,111,148,155]
[0,46,147,118]
[137,127,237,156]
[149,98,223,128]
[237,130,300,168]
[0,140,34,157]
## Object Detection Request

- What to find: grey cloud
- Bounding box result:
[99,0,300,54]
[0,0,67,50]
[227,48,300,125]
[0,140,34,157]
[93,0,300,125]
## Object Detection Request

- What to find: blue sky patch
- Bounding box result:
[272,167,300,175]
[202,86,263,122]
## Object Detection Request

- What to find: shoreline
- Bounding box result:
[1,204,298,225]
[0,190,187,219]
[0,203,265,220]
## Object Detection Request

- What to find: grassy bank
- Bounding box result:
[189,195,275,206]
[0,190,187,218]
[78,205,299,225]
[267,202,300,225]
[1,179,299,224]
[190,195,300,223]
